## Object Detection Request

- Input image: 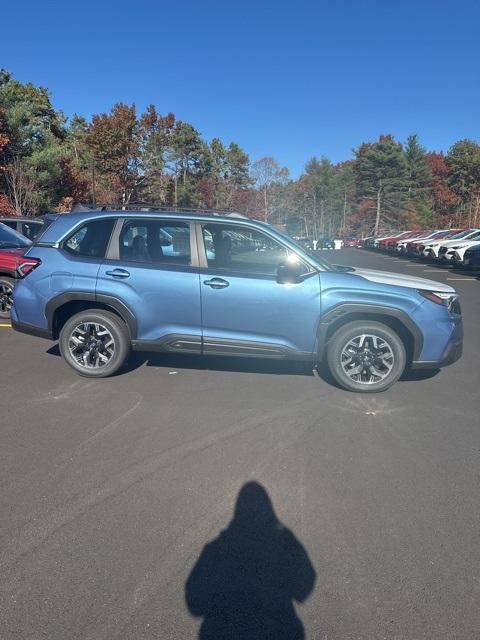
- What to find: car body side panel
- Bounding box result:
[200,271,321,355]
[97,260,202,343]
[11,246,101,331]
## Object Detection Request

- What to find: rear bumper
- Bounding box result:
[411,339,463,370]
[10,308,52,340]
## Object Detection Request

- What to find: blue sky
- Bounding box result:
[2,0,479,176]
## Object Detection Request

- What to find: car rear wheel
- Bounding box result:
[59,310,130,378]
[326,321,406,393]
[0,276,14,319]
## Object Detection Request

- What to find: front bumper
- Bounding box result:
[411,339,463,370]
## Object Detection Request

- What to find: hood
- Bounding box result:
[351,267,455,293]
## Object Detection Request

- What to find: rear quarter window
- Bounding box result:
[63,219,116,258]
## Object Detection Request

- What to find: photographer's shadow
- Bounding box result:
[185,482,316,639]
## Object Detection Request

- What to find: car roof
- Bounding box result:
[35,209,278,244]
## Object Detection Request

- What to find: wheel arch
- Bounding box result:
[47,293,136,340]
[318,304,423,365]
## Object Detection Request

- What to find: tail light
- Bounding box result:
[16,257,41,278]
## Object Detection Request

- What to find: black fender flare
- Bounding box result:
[46,292,137,339]
[317,303,423,361]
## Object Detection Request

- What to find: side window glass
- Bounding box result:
[119,220,191,265]
[64,219,115,258]
[201,224,292,276]
[22,222,42,240]
[2,220,17,231]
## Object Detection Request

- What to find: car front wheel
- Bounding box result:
[59,310,130,378]
[326,321,406,392]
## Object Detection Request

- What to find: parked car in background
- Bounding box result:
[374,231,407,249]
[404,230,451,255]
[343,237,360,248]
[414,230,459,256]
[0,222,32,318]
[12,209,463,392]
[420,229,471,259]
[395,231,434,253]
[450,240,480,266]
[438,230,480,262]
[462,243,480,268]
[376,231,410,251]
[0,216,44,241]
[316,237,334,249]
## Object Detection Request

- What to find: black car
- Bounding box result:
[462,244,480,268]
[0,216,44,241]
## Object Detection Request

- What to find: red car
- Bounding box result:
[343,237,360,247]
[0,223,32,319]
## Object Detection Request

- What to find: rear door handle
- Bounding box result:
[204,278,230,289]
[106,268,130,278]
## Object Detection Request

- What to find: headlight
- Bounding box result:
[418,290,461,313]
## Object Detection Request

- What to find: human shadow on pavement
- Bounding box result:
[185,482,316,640]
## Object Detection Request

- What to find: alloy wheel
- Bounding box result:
[340,333,395,385]
[68,322,116,369]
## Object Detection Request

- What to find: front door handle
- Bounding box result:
[204,277,230,289]
[106,268,130,278]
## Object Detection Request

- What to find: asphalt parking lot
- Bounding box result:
[1,248,479,640]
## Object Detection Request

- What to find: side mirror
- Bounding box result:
[276,258,309,284]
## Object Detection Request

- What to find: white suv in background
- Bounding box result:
[438,229,480,261]
[422,229,480,259]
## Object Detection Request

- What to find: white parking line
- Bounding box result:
[447,278,476,281]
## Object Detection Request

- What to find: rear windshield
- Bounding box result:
[0,222,32,249]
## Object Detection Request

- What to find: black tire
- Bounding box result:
[59,310,130,378]
[0,276,14,319]
[326,320,406,393]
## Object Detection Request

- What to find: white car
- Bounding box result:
[448,240,480,265]
[438,230,480,261]
[424,229,480,259]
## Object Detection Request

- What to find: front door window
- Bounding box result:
[201,224,292,276]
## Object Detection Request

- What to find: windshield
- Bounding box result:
[0,222,32,249]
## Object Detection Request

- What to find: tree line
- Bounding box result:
[1,69,480,237]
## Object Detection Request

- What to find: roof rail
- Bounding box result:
[70,202,248,218]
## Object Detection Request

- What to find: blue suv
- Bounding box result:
[11,210,463,392]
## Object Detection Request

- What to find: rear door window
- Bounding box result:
[119,219,191,266]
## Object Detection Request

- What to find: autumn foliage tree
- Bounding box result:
[0,68,480,235]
